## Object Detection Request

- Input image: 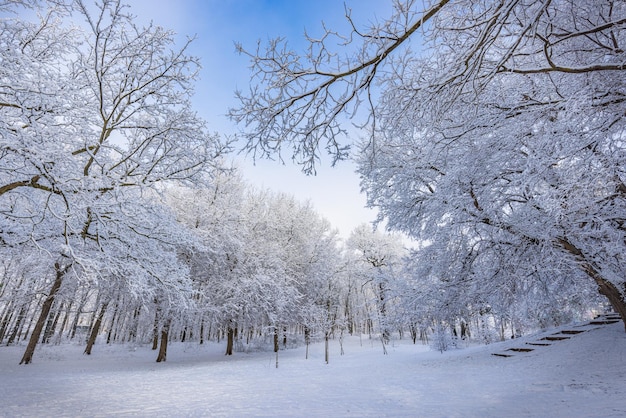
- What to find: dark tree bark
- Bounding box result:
[225,325,234,355]
[84,302,108,355]
[20,262,69,365]
[304,326,311,359]
[460,321,468,340]
[594,278,626,328]
[152,301,160,350]
[273,327,280,369]
[325,331,329,364]
[273,327,279,353]
[557,237,626,331]
[106,303,119,344]
[409,324,417,344]
[156,319,171,363]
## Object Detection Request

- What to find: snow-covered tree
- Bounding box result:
[346,224,406,346]
[231,0,626,329]
[166,171,247,350]
[168,172,343,357]
[232,189,341,355]
[1,0,228,364]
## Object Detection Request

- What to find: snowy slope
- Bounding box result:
[1,318,625,418]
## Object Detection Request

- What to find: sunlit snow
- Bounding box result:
[1,318,625,417]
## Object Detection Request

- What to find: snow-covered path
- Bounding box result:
[1,320,625,417]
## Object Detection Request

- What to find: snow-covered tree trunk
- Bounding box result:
[20,261,70,364]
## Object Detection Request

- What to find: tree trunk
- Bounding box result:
[225,325,234,355]
[20,262,68,365]
[558,237,626,331]
[272,326,280,368]
[409,324,417,344]
[106,303,119,344]
[0,304,14,343]
[14,307,30,344]
[273,327,279,353]
[21,296,42,342]
[339,329,345,356]
[84,302,108,355]
[595,277,626,327]
[84,294,100,340]
[156,319,171,363]
[55,303,71,344]
[7,305,26,345]
[42,305,62,344]
[378,283,390,344]
[304,326,310,359]
[128,306,140,343]
[152,302,160,350]
[325,332,329,364]
[69,306,82,340]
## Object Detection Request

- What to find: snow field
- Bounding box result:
[1,320,625,417]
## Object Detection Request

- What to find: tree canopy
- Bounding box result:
[232,0,626,327]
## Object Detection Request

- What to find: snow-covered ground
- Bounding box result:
[1,318,625,418]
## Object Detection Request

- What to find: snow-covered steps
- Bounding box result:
[589,313,622,325]
[589,319,620,325]
[508,347,534,353]
[542,335,570,341]
[491,347,535,357]
[492,313,623,358]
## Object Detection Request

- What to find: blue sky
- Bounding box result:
[126,0,392,238]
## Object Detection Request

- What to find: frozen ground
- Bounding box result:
[1,317,625,417]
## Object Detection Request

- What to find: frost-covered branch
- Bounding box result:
[230,0,449,173]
